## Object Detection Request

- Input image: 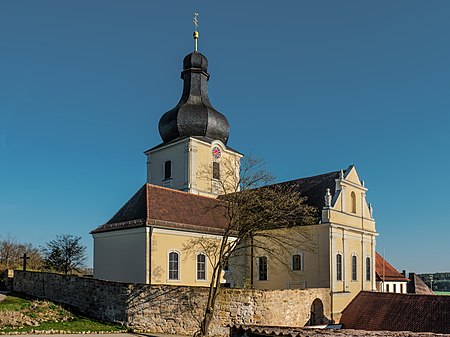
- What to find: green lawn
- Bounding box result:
[435,291,450,295]
[0,292,127,333]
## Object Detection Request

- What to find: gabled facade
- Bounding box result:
[249,165,377,321]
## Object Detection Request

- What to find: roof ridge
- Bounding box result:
[277,170,340,186]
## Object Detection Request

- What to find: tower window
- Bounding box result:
[336,254,342,281]
[351,191,356,213]
[258,256,268,281]
[212,162,220,180]
[352,255,357,281]
[164,160,172,180]
[366,257,371,281]
[292,254,303,271]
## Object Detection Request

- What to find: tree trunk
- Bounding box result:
[200,308,214,337]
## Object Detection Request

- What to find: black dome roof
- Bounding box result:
[158,52,230,145]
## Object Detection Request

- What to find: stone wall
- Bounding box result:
[13,271,331,336]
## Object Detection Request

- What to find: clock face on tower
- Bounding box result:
[212,146,221,159]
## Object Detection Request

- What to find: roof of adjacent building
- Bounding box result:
[340,291,450,334]
[375,252,409,282]
[91,184,229,234]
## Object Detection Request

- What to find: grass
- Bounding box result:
[0,293,31,312]
[435,291,450,296]
[0,292,127,333]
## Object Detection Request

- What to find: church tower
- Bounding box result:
[144,29,242,197]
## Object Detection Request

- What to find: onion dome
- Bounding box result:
[158,51,230,145]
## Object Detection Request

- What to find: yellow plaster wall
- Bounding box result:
[192,139,242,196]
[146,138,242,197]
[146,139,188,191]
[93,227,148,284]
[251,226,330,290]
[150,228,233,286]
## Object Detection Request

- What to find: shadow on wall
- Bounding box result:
[305,298,329,326]
[126,283,205,332]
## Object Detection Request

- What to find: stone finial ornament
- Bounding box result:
[339,169,344,179]
[324,188,332,207]
[368,203,373,218]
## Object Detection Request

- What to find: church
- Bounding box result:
[91,30,378,321]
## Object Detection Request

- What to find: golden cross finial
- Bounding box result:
[193,12,199,52]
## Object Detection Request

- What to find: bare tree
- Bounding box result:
[0,236,44,271]
[41,235,86,275]
[188,156,318,337]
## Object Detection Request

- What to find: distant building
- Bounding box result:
[375,252,408,293]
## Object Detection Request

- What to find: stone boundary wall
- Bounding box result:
[13,271,331,336]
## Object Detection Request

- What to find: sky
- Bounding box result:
[1,1,449,273]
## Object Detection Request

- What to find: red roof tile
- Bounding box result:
[340,291,450,333]
[375,252,409,282]
[91,184,229,234]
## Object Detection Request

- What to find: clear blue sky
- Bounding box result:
[1,1,449,273]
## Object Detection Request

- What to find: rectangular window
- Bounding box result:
[400,284,404,293]
[366,257,371,281]
[352,255,357,281]
[212,162,220,180]
[393,284,397,293]
[168,251,179,280]
[336,254,342,281]
[386,284,390,292]
[258,256,268,281]
[197,254,206,280]
[292,254,302,271]
[164,160,172,180]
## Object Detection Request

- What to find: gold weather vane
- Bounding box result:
[193,12,199,52]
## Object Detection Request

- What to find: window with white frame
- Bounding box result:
[352,255,357,281]
[258,256,268,281]
[336,253,343,281]
[197,253,206,280]
[168,251,179,280]
[292,254,303,271]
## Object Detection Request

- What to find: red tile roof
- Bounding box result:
[375,252,409,282]
[91,184,229,234]
[340,291,450,333]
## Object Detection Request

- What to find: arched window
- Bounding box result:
[336,254,342,281]
[366,257,371,281]
[352,255,357,281]
[197,253,206,280]
[351,191,356,213]
[164,160,172,180]
[292,254,303,271]
[168,251,179,280]
[258,256,268,281]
